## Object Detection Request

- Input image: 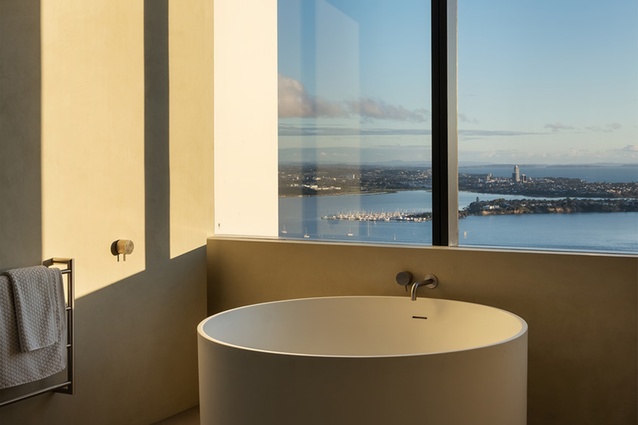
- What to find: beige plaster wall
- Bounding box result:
[207,237,638,425]
[213,0,278,238]
[0,0,213,424]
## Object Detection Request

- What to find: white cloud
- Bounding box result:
[278,75,428,122]
[350,98,428,122]
[619,145,638,153]
[544,122,575,132]
[458,145,638,165]
[278,75,346,118]
[458,129,542,141]
[585,122,622,133]
[459,113,479,124]
[544,122,623,134]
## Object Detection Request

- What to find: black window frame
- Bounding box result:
[431,0,457,246]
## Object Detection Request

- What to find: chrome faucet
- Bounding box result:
[396,271,439,300]
[410,275,438,301]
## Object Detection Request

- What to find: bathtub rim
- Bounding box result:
[197,295,528,359]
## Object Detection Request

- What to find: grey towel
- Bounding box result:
[4,266,64,352]
[0,268,67,389]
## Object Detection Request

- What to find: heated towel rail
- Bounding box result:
[0,258,75,407]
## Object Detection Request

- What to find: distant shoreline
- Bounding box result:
[280,164,638,198]
[320,197,638,223]
[461,198,638,217]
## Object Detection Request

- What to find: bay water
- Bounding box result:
[279,190,638,254]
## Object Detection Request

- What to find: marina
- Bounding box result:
[280,190,638,253]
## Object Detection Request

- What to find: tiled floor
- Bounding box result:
[151,406,199,425]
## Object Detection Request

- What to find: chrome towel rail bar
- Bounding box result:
[0,258,75,407]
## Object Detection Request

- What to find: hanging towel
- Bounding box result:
[0,267,67,389]
[4,266,64,352]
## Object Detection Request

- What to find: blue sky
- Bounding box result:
[278,0,638,166]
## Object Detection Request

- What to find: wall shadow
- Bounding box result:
[67,247,207,424]
[0,0,45,407]
[0,0,42,269]
[144,0,170,265]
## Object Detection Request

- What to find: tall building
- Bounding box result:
[512,165,520,183]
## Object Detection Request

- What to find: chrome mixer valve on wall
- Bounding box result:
[111,239,134,262]
[395,271,413,292]
[396,270,438,300]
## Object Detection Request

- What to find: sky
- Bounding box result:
[277,0,638,166]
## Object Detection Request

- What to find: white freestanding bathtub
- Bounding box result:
[197,296,528,425]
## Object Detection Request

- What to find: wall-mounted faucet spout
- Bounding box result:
[410,274,438,301]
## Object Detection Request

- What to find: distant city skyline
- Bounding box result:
[278,0,638,166]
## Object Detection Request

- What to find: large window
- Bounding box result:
[276,0,637,254]
[277,0,433,244]
[456,0,638,253]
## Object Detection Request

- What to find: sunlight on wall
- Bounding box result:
[39,0,215,296]
[2,1,211,422]
[169,0,215,259]
[213,0,278,237]
[41,0,146,298]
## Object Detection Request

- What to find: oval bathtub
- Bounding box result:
[197,296,528,425]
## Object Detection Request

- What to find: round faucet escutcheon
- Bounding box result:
[395,271,413,287]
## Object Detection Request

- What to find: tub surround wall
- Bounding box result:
[207,237,637,425]
[0,0,213,423]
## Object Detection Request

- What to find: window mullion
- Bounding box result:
[431,0,458,246]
